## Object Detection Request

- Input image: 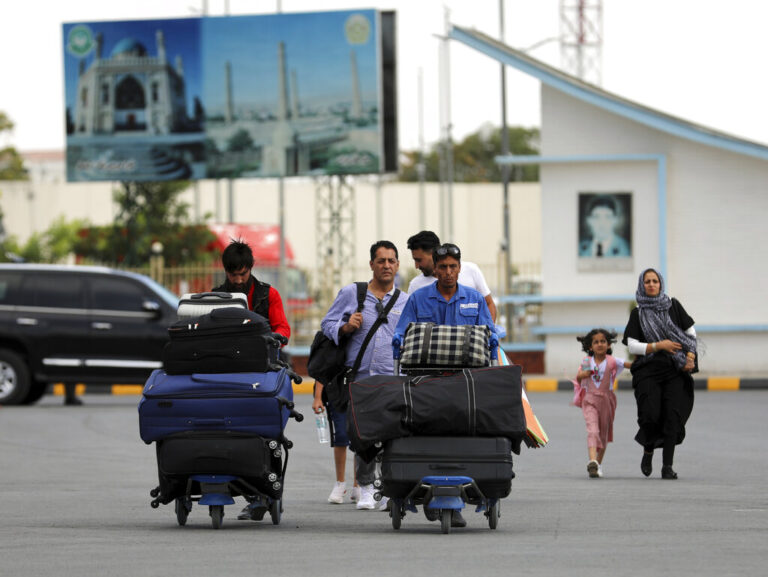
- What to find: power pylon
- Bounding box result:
[559,0,603,85]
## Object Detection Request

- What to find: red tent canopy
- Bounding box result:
[209,224,295,267]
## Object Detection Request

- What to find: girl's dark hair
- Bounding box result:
[576,328,618,356]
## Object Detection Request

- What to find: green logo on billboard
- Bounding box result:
[345,14,370,45]
[67,25,95,57]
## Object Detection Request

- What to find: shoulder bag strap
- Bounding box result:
[350,288,401,377]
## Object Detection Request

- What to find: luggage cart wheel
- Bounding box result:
[390,506,402,530]
[488,501,500,530]
[269,498,282,525]
[209,505,224,529]
[440,510,451,534]
[175,497,191,526]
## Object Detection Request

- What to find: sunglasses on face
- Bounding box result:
[435,245,461,258]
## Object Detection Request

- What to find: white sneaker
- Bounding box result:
[378,496,390,512]
[327,481,346,504]
[350,486,362,503]
[356,484,376,510]
[597,464,603,478]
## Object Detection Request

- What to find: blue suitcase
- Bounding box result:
[139,368,294,443]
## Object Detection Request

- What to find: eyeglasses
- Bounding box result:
[435,245,461,258]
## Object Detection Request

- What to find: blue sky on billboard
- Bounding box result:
[202,10,378,113]
[63,18,203,117]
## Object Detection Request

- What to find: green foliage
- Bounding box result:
[227,129,255,152]
[0,216,89,263]
[72,181,217,267]
[0,112,28,181]
[0,147,27,180]
[398,124,540,183]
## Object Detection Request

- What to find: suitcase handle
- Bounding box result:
[190,292,232,300]
[187,418,228,427]
[429,464,466,470]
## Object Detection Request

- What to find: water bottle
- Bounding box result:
[316,412,330,444]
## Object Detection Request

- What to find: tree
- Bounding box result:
[398,124,540,183]
[0,111,28,181]
[227,128,254,152]
[73,181,216,267]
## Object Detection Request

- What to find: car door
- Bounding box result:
[15,271,91,382]
[85,273,168,383]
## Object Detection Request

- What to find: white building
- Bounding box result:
[451,26,768,376]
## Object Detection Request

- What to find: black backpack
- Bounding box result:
[307,282,367,385]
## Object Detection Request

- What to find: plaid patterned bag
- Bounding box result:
[400,322,491,368]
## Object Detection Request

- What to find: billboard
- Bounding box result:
[63,10,397,182]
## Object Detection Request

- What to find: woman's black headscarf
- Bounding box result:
[635,268,697,369]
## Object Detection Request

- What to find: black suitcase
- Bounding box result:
[163,307,279,374]
[347,365,526,456]
[380,436,514,500]
[155,431,283,502]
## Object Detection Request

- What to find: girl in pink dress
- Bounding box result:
[574,329,631,478]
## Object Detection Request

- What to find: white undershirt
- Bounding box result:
[626,326,697,356]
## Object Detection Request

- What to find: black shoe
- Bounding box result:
[451,510,467,528]
[424,507,440,522]
[237,501,268,520]
[64,397,83,406]
[641,451,653,477]
[661,466,678,480]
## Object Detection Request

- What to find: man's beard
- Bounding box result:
[224,275,252,293]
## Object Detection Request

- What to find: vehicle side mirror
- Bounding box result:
[142,299,162,317]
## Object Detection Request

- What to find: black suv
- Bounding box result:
[0,264,178,405]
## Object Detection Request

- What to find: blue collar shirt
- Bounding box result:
[321,284,409,378]
[395,282,495,337]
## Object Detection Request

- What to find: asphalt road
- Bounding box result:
[1,390,766,577]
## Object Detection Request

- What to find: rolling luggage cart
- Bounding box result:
[140,292,303,529]
[380,324,513,533]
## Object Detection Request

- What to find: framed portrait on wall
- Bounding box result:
[578,192,633,272]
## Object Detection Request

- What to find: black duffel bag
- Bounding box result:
[346,364,527,459]
[163,307,280,375]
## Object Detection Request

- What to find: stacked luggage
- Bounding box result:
[139,292,303,529]
[347,322,524,533]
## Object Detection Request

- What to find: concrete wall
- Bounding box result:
[0,163,541,296]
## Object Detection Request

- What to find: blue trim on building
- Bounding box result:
[531,324,768,335]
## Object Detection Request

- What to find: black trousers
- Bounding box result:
[633,367,694,451]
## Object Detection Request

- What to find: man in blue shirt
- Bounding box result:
[396,243,495,336]
[393,243,495,528]
[313,240,408,511]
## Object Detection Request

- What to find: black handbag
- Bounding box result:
[306,283,367,385]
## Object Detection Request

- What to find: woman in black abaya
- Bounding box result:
[622,268,698,479]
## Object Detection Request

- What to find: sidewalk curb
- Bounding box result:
[523,377,768,392]
[49,376,768,397]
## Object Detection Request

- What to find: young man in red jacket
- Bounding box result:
[212,240,291,340]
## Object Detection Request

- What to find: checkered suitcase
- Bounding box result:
[399,322,490,369]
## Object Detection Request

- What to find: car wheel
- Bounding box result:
[0,348,31,406]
